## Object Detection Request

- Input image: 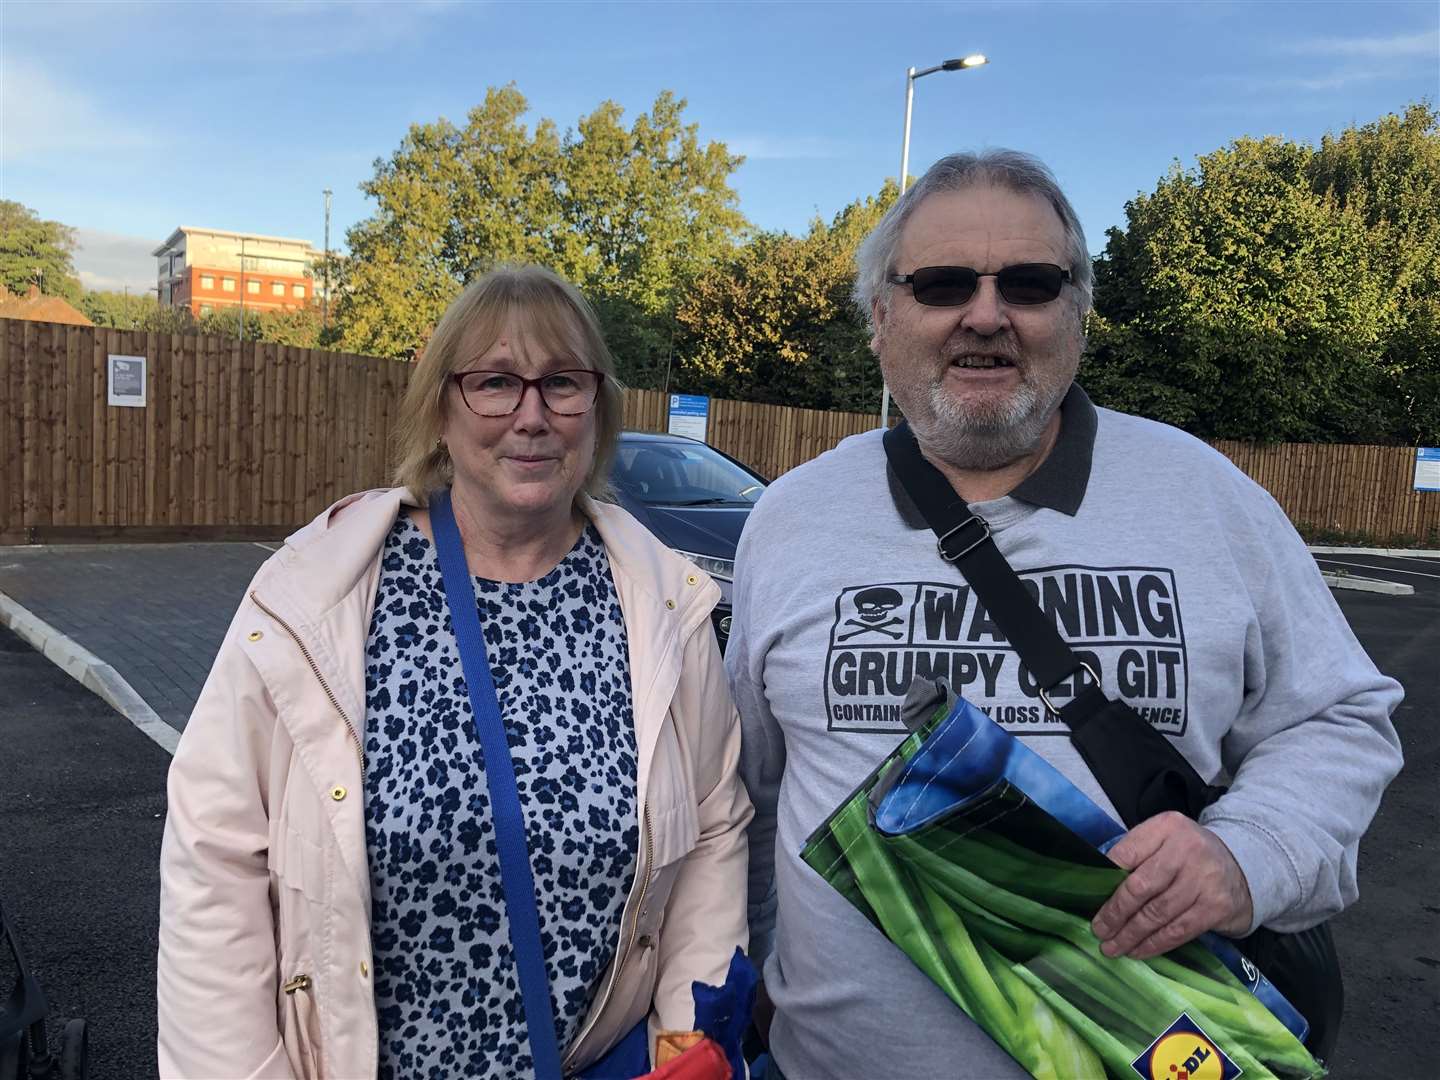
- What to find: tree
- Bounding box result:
[80,289,166,329]
[185,304,324,347]
[1087,108,1440,445]
[80,288,325,347]
[587,292,679,391]
[1308,103,1440,444]
[674,182,898,411]
[330,85,747,361]
[248,304,324,348]
[0,201,82,302]
[560,93,748,314]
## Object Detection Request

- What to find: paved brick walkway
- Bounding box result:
[0,543,273,730]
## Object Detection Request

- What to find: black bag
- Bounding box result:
[0,897,89,1080]
[883,420,1343,1063]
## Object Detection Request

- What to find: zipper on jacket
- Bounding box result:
[622,804,656,960]
[564,803,653,1068]
[250,591,366,779]
[283,973,312,994]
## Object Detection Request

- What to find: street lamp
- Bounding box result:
[239,236,246,343]
[880,52,989,429]
[233,240,314,343]
[322,189,333,334]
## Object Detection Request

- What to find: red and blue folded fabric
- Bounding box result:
[580,948,756,1080]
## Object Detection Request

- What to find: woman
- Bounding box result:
[157,266,751,1079]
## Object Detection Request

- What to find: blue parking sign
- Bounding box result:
[668,394,709,442]
[1416,447,1440,492]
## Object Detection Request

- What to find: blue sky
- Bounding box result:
[3,0,1436,294]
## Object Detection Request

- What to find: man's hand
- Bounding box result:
[1091,812,1254,960]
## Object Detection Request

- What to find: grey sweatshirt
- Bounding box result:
[727,393,1404,1080]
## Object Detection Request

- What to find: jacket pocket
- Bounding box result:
[272,822,329,898]
[272,824,326,1008]
[280,974,321,1080]
[646,720,701,872]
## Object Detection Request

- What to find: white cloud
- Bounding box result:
[1261,70,1389,92]
[227,0,464,61]
[1283,30,1439,58]
[72,229,159,295]
[0,58,157,164]
[3,0,463,75]
[1209,63,1415,95]
[727,135,855,161]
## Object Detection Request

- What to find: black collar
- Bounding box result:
[888,382,1097,522]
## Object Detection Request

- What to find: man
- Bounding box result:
[726,149,1403,1079]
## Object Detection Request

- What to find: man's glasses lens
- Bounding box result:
[909,264,1067,307]
[458,370,600,416]
[994,264,1067,304]
[911,267,979,306]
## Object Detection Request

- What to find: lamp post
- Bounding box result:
[879,52,988,429]
[322,189,332,334]
[232,240,313,342]
[238,236,247,343]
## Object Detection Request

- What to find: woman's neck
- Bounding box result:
[416,489,585,584]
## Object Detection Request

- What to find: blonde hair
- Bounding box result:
[394,265,625,503]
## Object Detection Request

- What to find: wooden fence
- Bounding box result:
[1211,440,1438,544]
[622,388,888,483]
[3,319,1437,544]
[0,320,885,541]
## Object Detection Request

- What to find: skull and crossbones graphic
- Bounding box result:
[837,587,907,642]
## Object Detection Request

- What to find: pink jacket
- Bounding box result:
[157,488,751,1078]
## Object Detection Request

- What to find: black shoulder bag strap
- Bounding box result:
[882,420,1342,1060]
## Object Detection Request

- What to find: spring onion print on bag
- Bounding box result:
[799,682,1325,1080]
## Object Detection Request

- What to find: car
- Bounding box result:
[609,431,767,652]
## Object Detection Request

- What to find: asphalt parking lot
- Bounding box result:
[0,621,169,1079]
[0,546,1434,1078]
[1319,553,1439,1077]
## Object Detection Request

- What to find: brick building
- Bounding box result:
[152,227,320,317]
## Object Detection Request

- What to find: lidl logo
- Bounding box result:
[1130,1013,1241,1080]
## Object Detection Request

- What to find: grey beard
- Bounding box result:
[911,379,1063,472]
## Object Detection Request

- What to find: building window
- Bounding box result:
[222,277,236,292]
[271,281,285,296]
[246,279,260,295]
[200,274,215,289]
[292,284,306,298]
[200,304,213,315]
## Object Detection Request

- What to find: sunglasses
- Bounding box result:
[887,263,1072,307]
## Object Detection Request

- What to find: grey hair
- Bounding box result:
[853,149,1092,333]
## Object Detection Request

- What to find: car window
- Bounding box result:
[614,442,765,506]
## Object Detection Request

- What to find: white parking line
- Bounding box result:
[1314,558,1440,581]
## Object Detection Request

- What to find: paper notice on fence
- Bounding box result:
[108,354,146,408]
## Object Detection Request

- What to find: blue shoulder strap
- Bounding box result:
[429,488,564,1080]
